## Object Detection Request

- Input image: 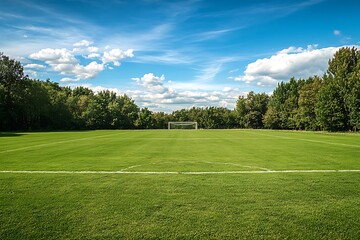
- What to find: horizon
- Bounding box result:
[1,0,359,112]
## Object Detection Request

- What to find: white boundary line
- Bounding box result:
[120,162,272,172]
[1,170,360,175]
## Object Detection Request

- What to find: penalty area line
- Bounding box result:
[0,170,360,175]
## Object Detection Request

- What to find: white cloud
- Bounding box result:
[87,46,99,53]
[333,30,341,36]
[60,77,79,82]
[30,48,103,81]
[86,53,101,59]
[24,69,38,77]
[235,45,340,87]
[72,46,99,55]
[73,40,93,47]
[195,63,222,81]
[192,28,238,42]
[102,48,134,66]
[24,63,46,69]
[132,73,168,93]
[29,43,134,81]
[129,73,243,112]
[333,29,352,42]
[71,61,105,80]
[223,87,234,92]
[30,48,77,64]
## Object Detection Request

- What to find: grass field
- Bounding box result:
[1,130,360,239]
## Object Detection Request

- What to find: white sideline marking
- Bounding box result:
[1,170,360,175]
[119,137,273,140]
[0,132,127,154]
[202,161,272,171]
[120,161,272,172]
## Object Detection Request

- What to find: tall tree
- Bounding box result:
[117,94,139,129]
[264,78,304,129]
[135,108,155,129]
[296,76,322,130]
[236,91,269,129]
[235,96,246,128]
[0,53,28,130]
[317,47,360,131]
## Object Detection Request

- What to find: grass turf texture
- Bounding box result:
[0,130,359,239]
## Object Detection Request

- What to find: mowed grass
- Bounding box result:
[0,130,360,239]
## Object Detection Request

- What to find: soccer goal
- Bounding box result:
[168,122,198,130]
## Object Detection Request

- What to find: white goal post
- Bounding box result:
[168,122,198,130]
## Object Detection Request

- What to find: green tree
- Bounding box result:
[135,108,155,129]
[17,80,51,129]
[264,78,304,129]
[236,91,269,129]
[296,76,322,130]
[317,47,360,131]
[153,112,171,129]
[349,76,360,131]
[68,87,94,129]
[117,94,139,129]
[0,84,6,128]
[41,81,72,129]
[0,53,28,130]
[235,96,246,128]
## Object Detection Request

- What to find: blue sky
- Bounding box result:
[1,0,359,112]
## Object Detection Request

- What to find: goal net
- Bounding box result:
[168,122,198,130]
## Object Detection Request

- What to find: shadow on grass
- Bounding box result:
[0,132,26,137]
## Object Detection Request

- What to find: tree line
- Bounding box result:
[1,47,359,131]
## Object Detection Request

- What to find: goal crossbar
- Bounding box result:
[168,121,198,130]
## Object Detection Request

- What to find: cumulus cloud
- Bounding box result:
[129,73,242,112]
[70,61,104,80]
[132,73,168,93]
[30,48,77,64]
[28,42,134,81]
[235,45,340,87]
[30,48,104,81]
[102,49,134,66]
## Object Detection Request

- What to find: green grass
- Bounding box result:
[1,130,360,239]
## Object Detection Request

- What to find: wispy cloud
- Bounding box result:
[190,28,240,42]
[195,63,223,82]
[333,29,352,43]
[24,63,46,69]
